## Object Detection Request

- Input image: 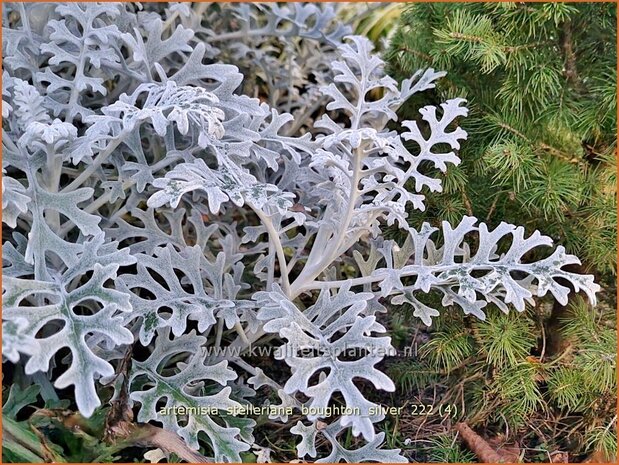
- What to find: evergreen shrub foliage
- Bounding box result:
[385,3,617,460]
[386,2,617,275]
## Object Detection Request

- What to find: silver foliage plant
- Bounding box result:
[2,2,600,463]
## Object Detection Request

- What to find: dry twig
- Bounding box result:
[455,422,504,463]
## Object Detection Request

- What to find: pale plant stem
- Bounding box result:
[62,133,128,193]
[214,317,224,350]
[206,29,262,43]
[66,19,91,124]
[295,262,519,294]
[46,147,64,234]
[266,242,275,288]
[104,205,129,228]
[87,179,135,213]
[232,358,258,376]
[249,203,291,296]
[335,210,383,254]
[58,157,179,237]
[289,66,368,296]
[226,187,371,352]
[318,154,423,261]
[301,217,333,272]
[285,47,293,114]
[290,147,362,298]
[233,321,250,346]
[194,2,209,16]
[281,222,300,234]
[226,327,267,356]
[231,358,306,410]
[284,97,327,136]
[57,179,135,237]
[102,60,145,82]
[317,150,361,259]
[3,129,19,152]
[24,161,48,279]
[209,206,277,379]
[162,10,180,32]
[301,273,381,291]
[48,154,63,194]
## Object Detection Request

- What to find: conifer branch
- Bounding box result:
[447,32,484,44]
[397,45,433,63]
[495,121,584,165]
[560,21,586,93]
[447,32,550,54]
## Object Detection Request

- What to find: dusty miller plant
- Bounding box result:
[2,2,599,462]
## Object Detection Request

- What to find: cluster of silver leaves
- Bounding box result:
[2,3,599,463]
